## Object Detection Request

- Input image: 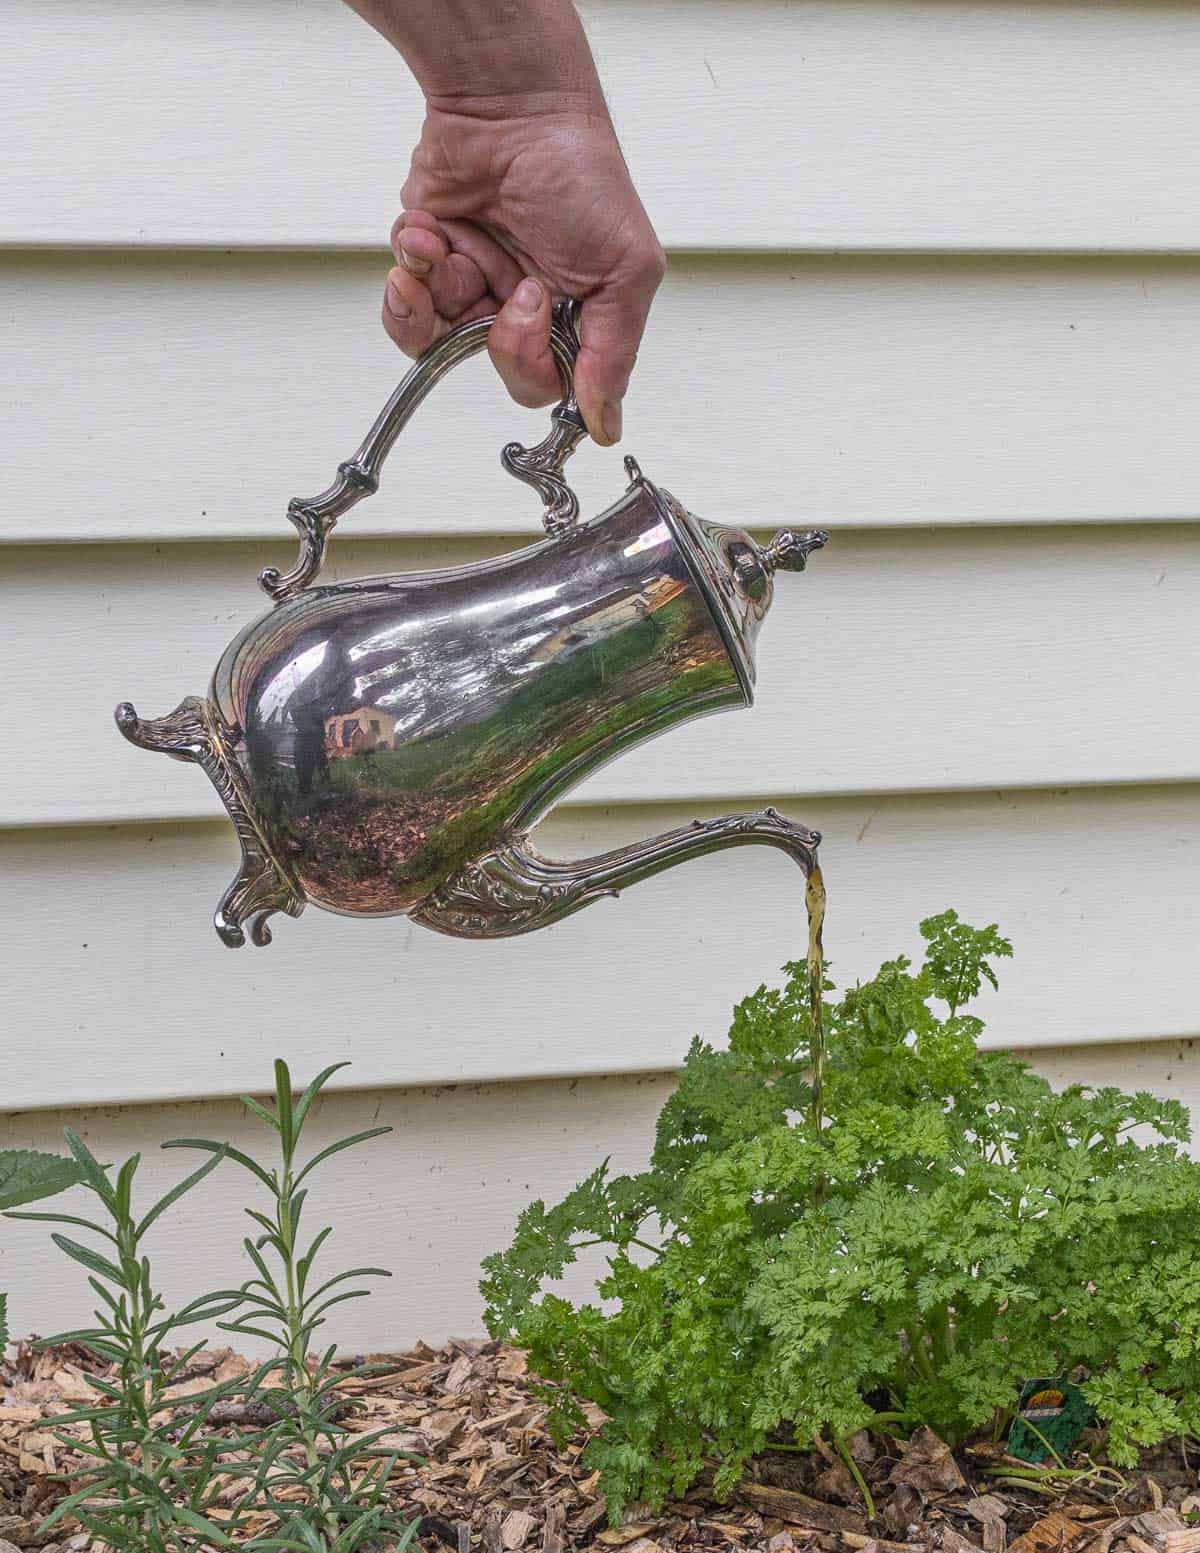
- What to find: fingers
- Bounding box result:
[573,245,667,446]
[382,264,446,357]
[393,212,489,320]
[395,211,558,407]
[438,219,526,302]
[384,209,667,437]
[391,210,446,277]
[487,278,561,409]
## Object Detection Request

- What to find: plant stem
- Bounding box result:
[929,1304,955,1368]
[806,865,828,1207]
[836,1434,877,1522]
[910,1332,938,1384]
[277,1164,340,1546]
[806,865,827,1140]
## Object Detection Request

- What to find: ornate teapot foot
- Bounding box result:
[114,698,305,948]
[411,807,821,939]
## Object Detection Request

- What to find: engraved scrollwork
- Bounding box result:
[114,697,305,947]
[412,806,821,940]
[499,295,587,536]
[259,460,378,602]
[501,407,588,537]
[411,835,615,939]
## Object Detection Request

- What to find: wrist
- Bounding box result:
[423,85,611,127]
[367,0,607,114]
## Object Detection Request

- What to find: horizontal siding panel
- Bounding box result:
[1,526,1196,829]
[0,785,1196,1110]
[0,1075,678,1349]
[4,1038,1197,1345]
[6,253,1200,544]
[6,1,1200,252]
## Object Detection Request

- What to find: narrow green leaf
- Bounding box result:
[136,1144,228,1240]
[305,1266,391,1304]
[114,1155,139,1222]
[244,1208,278,1238]
[61,1129,115,1207]
[40,1479,116,1530]
[295,1518,326,1553]
[239,1094,282,1135]
[294,1128,392,1187]
[274,1057,295,1157]
[296,1224,333,1293]
[217,1320,284,1346]
[151,1292,245,1337]
[3,1209,119,1243]
[243,1235,280,1293]
[292,1062,351,1139]
[163,1137,276,1192]
[289,1188,307,1242]
[50,1233,124,1285]
[173,1505,232,1545]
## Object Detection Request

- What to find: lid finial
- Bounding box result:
[761,528,830,574]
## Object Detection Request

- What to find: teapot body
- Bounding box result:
[213,477,746,918]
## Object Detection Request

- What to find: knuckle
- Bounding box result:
[380,306,419,359]
[635,238,668,288]
[507,383,558,409]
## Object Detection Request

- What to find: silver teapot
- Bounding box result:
[116,303,827,947]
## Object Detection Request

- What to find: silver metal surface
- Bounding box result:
[116,307,828,947]
[260,300,588,602]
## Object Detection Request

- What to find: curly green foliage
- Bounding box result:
[481,912,1200,1518]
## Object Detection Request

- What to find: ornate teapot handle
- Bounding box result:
[259,299,589,601]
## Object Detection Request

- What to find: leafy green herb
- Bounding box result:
[0,1148,89,1212]
[6,1131,251,1552]
[168,1060,416,1553]
[482,912,1200,1518]
[6,1065,417,1553]
[0,1144,90,1347]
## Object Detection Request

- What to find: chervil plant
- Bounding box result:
[482,913,1200,1518]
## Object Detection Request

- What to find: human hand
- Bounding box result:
[381,99,666,446]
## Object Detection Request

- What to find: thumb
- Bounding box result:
[573,254,665,447]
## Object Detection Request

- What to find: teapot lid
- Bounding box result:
[648,475,827,701]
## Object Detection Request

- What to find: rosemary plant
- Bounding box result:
[5,1128,253,1552]
[167,1060,418,1553]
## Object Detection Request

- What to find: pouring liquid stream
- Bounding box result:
[805,862,828,1199]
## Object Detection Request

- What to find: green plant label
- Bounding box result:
[1007,1377,1095,1463]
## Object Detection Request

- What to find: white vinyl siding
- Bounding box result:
[1,0,1196,1343]
[6,1,1200,252]
[3,1037,1198,1351]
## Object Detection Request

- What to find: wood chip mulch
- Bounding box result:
[1,1339,1197,1553]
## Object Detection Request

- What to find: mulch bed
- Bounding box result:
[1,1338,1197,1553]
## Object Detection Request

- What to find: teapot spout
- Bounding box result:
[410,807,820,939]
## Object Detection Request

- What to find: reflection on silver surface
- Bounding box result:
[218,477,744,918]
[115,307,827,947]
